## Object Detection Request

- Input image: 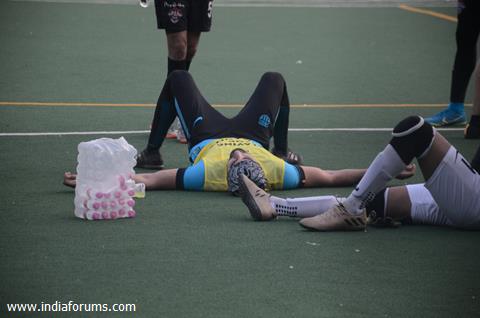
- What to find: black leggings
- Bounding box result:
[450,0,480,103]
[147,70,291,152]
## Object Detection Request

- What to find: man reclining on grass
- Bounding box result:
[239,116,480,230]
[64,71,415,193]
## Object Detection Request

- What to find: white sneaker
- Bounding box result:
[299,204,366,231]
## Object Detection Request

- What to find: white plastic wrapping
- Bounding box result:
[74,137,139,220]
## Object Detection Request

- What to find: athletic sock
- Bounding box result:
[447,102,464,113]
[167,58,186,75]
[270,195,338,218]
[185,59,192,71]
[342,144,405,215]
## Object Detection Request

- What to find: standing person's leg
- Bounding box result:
[154,0,190,141]
[169,31,202,144]
[155,0,202,73]
[185,32,201,70]
[165,30,201,75]
[449,0,480,107]
[426,0,480,126]
[465,62,480,138]
[154,0,190,73]
[184,0,213,71]
[166,31,188,74]
[171,0,213,142]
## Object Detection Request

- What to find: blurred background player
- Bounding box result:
[154,0,214,143]
[425,0,480,127]
[464,61,480,138]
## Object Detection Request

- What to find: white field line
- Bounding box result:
[0,127,464,137]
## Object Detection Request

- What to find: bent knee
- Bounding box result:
[261,71,284,82]
[390,116,434,164]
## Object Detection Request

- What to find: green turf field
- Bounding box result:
[1,1,479,317]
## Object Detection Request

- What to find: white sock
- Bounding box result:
[343,144,405,215]
[270,195,340,218]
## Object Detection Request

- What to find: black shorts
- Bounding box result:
[154,0,213,33]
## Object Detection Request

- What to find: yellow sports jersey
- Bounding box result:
[193,138,286,191]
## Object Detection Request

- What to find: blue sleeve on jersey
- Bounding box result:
[282,163,301,189]
[183,160,205,191]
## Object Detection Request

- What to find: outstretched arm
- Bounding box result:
[301,164,415,188]
[301,166,367,187]
[63,169,179,190]
[133,169,178,190]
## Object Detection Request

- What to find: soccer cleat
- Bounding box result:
[299,203,366,231]
[425,108,466,127]
[238,174,276,221]
[135,149,164,169]
[464,123,480,139]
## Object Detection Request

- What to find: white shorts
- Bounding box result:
[409,146,480,229]
[406,184,451,226]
